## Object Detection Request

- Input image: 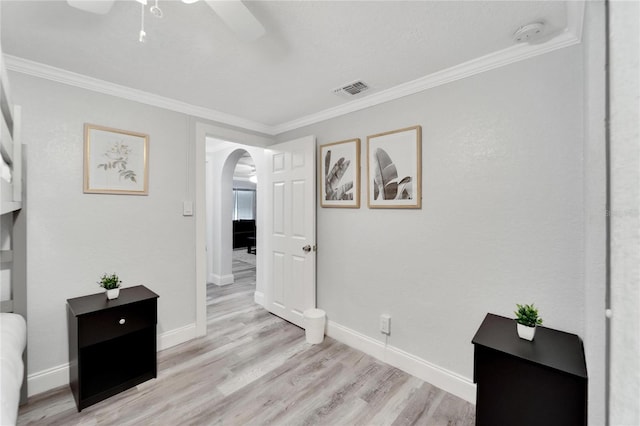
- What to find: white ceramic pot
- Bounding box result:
[106,288,120,300]
[517,323,536,341]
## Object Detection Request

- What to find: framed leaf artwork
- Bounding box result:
[367,126,421,209]
[83,124,149,195]
[320,138,360,208]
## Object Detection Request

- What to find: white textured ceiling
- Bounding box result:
[1,1,571,132]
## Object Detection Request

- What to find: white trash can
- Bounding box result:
[303,308,326,344]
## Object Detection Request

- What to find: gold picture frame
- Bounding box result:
[320,138,360,208]
[367,125,421,209]
[83,124,149,195]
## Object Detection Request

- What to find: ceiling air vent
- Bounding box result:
[333,80,370,98]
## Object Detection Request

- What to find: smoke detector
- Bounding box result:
[333,80,370,98]
[513,22,546,44]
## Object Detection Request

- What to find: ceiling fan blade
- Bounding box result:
[66,0,115,15]
[205,0,266,42]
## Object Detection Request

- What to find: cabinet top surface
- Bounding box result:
[67,285,159,316]
[472,313,587,378]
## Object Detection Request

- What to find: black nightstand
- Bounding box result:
[472,313,587,426]
[67,285,159,411]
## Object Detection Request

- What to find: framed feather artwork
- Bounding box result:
[320,138,360,208]
[367,126,421,209]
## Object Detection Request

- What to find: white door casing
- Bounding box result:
[264,136,316,328]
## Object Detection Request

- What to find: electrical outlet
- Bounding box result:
[380,314,391,335]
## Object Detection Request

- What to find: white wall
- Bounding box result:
[609,0,640,423]
[582,1,607,425]
[233,179,257,190]
[10,72,198,392]
[278,45,592,396]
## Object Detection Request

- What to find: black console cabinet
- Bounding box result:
[472,313,587,426]
[233,219,256,249]
[67,285,159,411]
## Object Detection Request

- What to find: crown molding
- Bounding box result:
[6,1,584,136]
[566,0,585,42]
[274,1,585,134]
[4,55,276,135]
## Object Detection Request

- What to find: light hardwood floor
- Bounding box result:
[18,252,475,425]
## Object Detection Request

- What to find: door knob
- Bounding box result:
[302,245,312,253]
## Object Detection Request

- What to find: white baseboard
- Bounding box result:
[209,273,234,286]
[28,319,475,404]
[27,363,69,397]
[27,323,198,397]
[326,320,477,404]
[254,291,264,306]
[326,320,386,360]
[157,323,197,351]
[384,344,477,404]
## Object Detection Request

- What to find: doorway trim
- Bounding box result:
[195,122,273,337]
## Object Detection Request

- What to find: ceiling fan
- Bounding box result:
[66,0,266,42]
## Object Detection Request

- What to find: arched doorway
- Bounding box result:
[205,139,265,305]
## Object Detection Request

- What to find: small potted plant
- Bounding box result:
[99,273,122,300]
[514,303,543,341]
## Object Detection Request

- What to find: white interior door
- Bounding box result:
[264,136,316,328]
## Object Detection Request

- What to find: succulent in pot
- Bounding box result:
[99,273,122,300]
[514,303,543,341]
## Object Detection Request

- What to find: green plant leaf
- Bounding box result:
[514,303,542,327]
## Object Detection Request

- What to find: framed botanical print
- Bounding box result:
[84,124,149,195]
[320,138,360,208]
[367,126,421,209]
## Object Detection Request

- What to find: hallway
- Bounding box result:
[18,249,474,425]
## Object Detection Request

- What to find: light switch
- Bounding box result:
[183,200,193,216]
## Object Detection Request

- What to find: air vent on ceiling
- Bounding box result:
[333,80,370,98]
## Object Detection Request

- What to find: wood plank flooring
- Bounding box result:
[17,251,475,425]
